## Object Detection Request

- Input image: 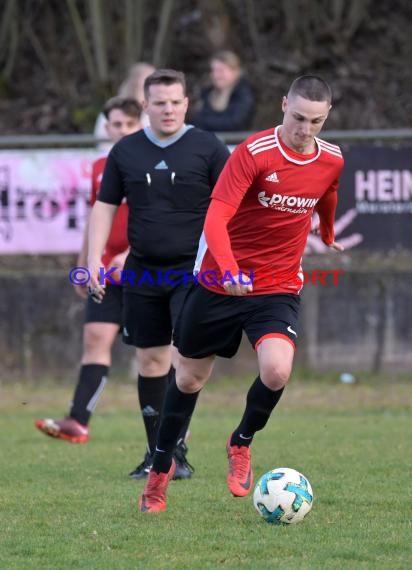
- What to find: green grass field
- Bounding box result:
[1,373,411,569]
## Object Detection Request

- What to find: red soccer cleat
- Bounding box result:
[226,437,254,497]
[34,417,89,444]
[139,459,176,513]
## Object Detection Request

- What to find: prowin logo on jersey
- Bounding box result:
[258,191,319,214]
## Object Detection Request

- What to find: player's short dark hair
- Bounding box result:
[288,75,332,104]
[143,69,186,98]
[102,96,142,120]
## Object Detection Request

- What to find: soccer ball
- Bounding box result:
[253,467,313,525]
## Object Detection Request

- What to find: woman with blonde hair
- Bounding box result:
[191,50,255,132]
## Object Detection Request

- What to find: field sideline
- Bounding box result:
[1,373,411,569]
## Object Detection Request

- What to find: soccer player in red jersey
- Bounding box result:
[35,97,141,444]
[139,75,345,512]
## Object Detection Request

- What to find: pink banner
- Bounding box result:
[0,149,100,253]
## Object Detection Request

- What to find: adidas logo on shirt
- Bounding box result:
[154,160,169,170]
[265,172,279,183]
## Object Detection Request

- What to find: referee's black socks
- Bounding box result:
[138,373,169,455]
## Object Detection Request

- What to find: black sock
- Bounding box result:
[168,366,191,444]
[152,379,200,473]
[138,374,168,455]
[230,376,285,447]
[69,364,109,425]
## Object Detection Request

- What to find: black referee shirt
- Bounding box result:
[98,125,230,267]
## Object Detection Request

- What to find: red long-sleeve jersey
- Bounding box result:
[196,126,344,295]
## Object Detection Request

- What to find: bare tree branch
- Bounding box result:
[22,18,60,86]
[244,0,262,63]
[343,0,371,40]
[152,0,174,67]
[66,0,97,84]
[0,0,15,55]
[3,0,19,78]
[125,0,135,65]
[124,0,145,66]
[89,0,108,82]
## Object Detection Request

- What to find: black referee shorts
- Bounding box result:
[84,283,123,325]
[173,284,300,359]
[121,255,193,348]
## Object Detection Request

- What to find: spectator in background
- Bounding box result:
[191,50,255,132]
[94,62,155,147]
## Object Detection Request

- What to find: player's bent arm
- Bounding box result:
[204,198,239,276]
[315,189,344,252]
[204,199,252,295]
[72,218,90,299]
[88,200,118,288]
[77,218,89,268]
[314,189,337,246]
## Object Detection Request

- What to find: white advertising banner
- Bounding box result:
[0,149,99,254]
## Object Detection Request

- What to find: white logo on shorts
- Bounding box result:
[287,325,297,337]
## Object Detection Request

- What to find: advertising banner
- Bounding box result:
[0,150,98,254]
[1,145,411,254]
[300,145,412,253]
[338,146,412,249]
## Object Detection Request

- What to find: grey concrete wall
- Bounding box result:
[299,271,412,372]
[1,256,411,381]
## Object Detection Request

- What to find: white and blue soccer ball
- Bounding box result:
[253,467,313,525]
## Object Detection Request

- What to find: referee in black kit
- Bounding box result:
[87,69,230,479]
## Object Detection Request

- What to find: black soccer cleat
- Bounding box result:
[129,451,153,480]
[173,439,194,480]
